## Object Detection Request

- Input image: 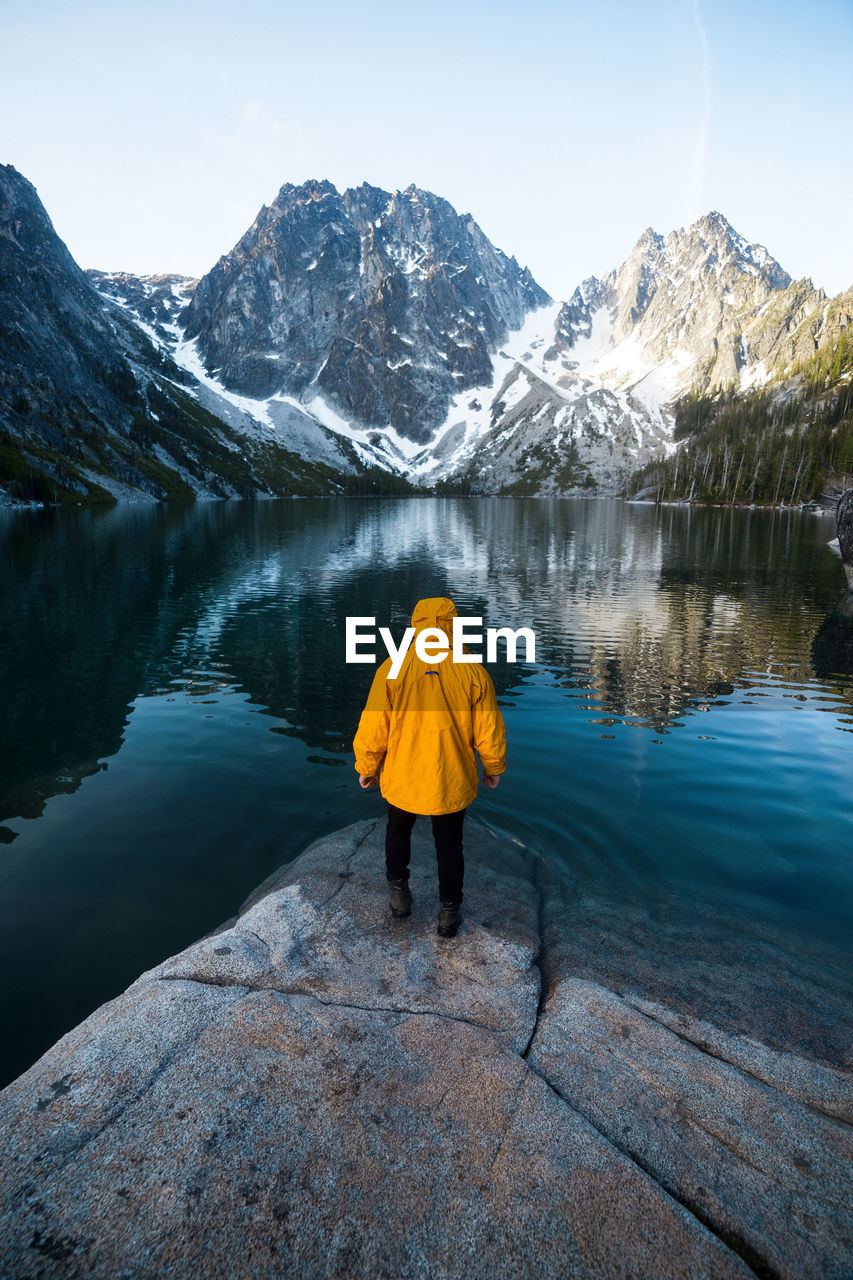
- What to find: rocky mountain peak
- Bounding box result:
[181,177,550,443]
[695,208,736,236]
[666,212,790,290]
[5,160,850,507]
[688,210,746,264]
[342,181,388,220]
[543,210,796,391]
[634,226,664,254]
[1,164,87,287]
[272,178,340,207]
[523,206,820,465]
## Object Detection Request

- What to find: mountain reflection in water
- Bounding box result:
[1,497,851,1086]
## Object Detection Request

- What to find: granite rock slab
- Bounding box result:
[1,817,849,1278]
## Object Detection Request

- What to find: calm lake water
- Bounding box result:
[1,497,851,1086]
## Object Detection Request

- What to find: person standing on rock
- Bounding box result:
[353,596,506,938]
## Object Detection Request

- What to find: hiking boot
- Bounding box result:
[388,877,412,918]
[437,900,462,938]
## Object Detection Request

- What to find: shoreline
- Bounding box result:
[0,818,849,1278]
[1,490,842,514]
[626,497,838,515]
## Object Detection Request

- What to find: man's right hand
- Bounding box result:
[359,774,378,790]
[482,773,501,789]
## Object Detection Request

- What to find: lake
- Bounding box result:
[1,497,851,1087]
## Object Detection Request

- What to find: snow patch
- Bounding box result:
[740,360,769,391]
[561,306,614,365]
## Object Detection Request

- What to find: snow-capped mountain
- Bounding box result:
[92,198,849,496]
[87,268,369,477]
[86,183,708,492]
[0,163,357,506]
[417,211,850,493]
[89,179,553,479]
[4,160,850,506]
[544,212,792,397]
[183,179,549,442]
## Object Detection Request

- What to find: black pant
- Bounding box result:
[385,803,466,905]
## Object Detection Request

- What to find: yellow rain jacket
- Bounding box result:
[353,597,507,815]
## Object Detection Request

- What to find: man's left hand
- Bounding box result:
[359,774,378,790]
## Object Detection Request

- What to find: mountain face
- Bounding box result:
[426,211,851,494]
[0,163,153,503]
[0,165,360,506]
[181,179,550,445]
[2,161,850,506]
[550,213,791,388]
[540,211,846,396]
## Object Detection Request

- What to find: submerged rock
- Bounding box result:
[0,819,850,1279]
[812,589,853,679]
[837,489,853,586]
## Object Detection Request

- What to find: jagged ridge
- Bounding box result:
[181,178,550,445]
[3,161,852,505]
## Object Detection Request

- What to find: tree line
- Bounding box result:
[631,329,853,506]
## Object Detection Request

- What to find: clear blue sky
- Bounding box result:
[3,0,851,299]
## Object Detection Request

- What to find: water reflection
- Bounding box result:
[811,589,853,705]
[2,499,850,829]
[1,497,851,1086]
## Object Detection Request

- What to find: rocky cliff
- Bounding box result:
[0,165,362,506]
[440,213,852,495]
[180,180,550,446]
[543,210,851,398]
[550,212,794,393]
[1,819,849,1278]
[838,488,853,586]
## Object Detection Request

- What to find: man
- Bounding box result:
[353,596,506,938]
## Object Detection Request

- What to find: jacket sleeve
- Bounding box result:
[353,659,394,777]
[471,667,507,775]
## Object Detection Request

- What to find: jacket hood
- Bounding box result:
[410,596,458,635]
